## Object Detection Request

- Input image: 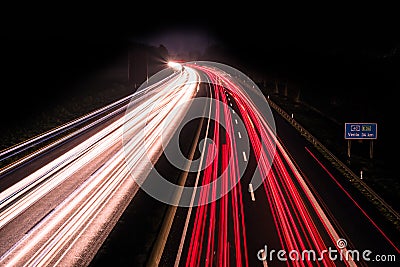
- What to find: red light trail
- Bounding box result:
[181,64,362,266]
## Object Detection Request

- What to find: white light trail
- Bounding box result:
[0,66,200,266]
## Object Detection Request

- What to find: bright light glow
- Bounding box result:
[168,61,182,70]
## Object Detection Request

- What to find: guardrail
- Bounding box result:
[0,94,133,163]
[267,98,400,228]
[0,101,128,177]
[0,70,181,177]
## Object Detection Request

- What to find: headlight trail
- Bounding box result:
[0,66,200,266]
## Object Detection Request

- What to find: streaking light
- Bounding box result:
[168,61,182,70]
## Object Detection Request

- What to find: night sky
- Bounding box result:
[2,5,399,140]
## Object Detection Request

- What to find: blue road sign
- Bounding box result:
[345,123,377,139]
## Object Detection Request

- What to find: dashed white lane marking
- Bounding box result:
[248,183,255,201]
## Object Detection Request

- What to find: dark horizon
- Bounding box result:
[2,31,398,120]
[2,11,399,149]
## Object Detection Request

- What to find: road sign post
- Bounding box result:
[347,139,350,158]
[345,123,377,159]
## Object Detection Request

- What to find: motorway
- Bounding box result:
[152,63,400,267]
[0,61,399,267]
[0,65,199,266]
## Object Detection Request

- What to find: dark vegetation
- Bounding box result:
[0,40,168,166]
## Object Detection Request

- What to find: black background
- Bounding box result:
[2,4,399,134]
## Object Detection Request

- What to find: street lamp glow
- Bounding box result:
[168,61,182,70]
